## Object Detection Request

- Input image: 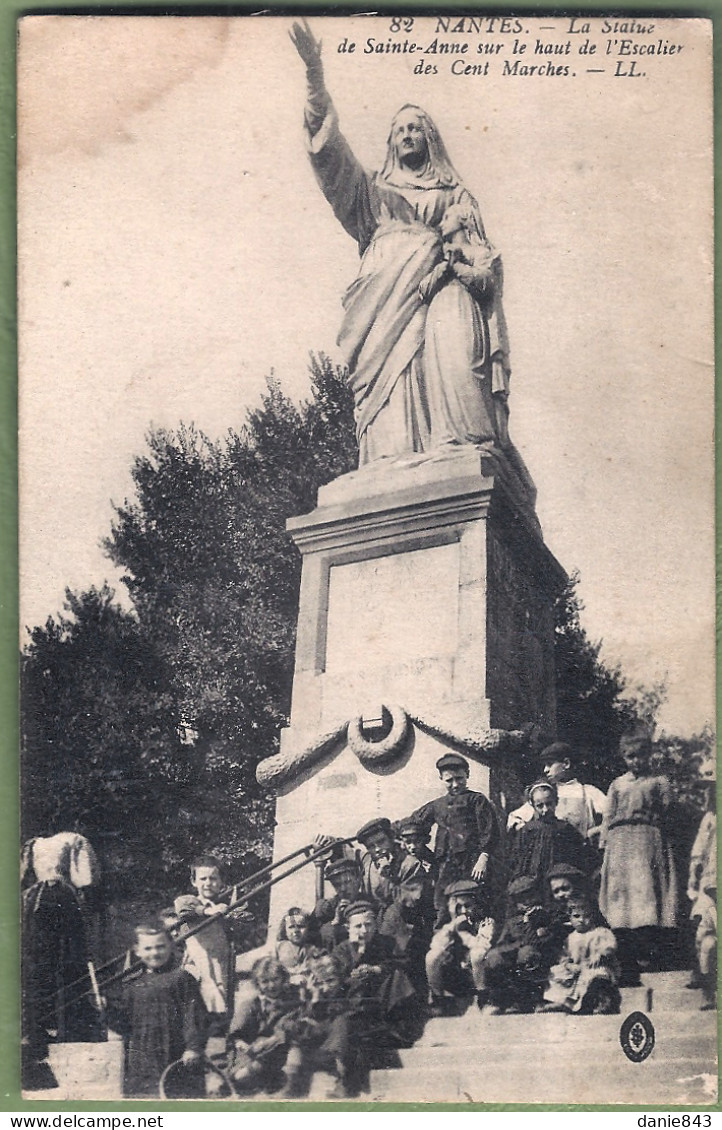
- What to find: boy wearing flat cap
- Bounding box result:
[334,900,422,1051]
[355,817,431,991]
[355,818,428,936]
[313,858,363,949]
[401,753,504,920]
[397,819,437,878]
[425,879,497,1015]
[477,876,561,1013]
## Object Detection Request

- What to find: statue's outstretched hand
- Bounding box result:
[290,19,323,67]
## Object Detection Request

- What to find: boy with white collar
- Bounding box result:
[507,742,606,843]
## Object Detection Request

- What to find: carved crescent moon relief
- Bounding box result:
[256,711,535,789]
[346,704,410,766]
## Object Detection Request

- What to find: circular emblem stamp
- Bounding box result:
[620,1011,655,1063]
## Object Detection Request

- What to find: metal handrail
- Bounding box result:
[36,837,353,1023]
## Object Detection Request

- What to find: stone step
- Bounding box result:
[648,987,710,1011]
[623,985,654,1012]
[370,1056,718,1105]
[643,970,703,989]
[420,1007,717,1047]
[638,972,710,1013]
[369,970,718,1105]
[307,1070,340,1101]
[402,1033,717,1067]
[421,982,694,1027]
[28,1040,124,1101]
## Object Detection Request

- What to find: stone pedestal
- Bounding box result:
[258,447,566,927]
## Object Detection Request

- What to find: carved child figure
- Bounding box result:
[419,203,500,306]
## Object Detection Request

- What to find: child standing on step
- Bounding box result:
[599,727,678,970]
[693,881,717,1011]
[507,743,607,850]
[403,753,504,921]
[107,921,207,1098]
[688,762,716,919]
[173,855,236,1035]
[508,781,589,899]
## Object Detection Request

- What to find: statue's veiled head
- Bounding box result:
[382,104,461,186]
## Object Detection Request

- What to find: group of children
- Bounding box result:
[112,890,419,1099]
[100,728,715,1099]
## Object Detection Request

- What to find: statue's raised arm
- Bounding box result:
[290,17,329,133]
[290,18,375,251]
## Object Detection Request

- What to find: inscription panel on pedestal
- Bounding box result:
[324,542,460,675]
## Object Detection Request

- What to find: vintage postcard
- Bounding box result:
[17,13,715,1106]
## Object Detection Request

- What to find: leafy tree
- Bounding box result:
[552,576,715,809]
[552,571,640,789]
[21,355,357,912]
[103,354,356,786]
[21,585,181,894]
[654,725,715,808]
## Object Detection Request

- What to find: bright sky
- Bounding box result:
[17,15,714,737]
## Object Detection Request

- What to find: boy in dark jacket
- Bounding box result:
[403,753,504,920]
[278,952,361,1099]
[107,921,207,1098]
[313,858,364,949]
[477,877,564,1013]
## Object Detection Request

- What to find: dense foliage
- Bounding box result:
[551,573,713,806]
[21,355,357,907]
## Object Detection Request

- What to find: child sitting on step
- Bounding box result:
[313,858,364,950]
[274,907,324,996]
[334,900,423,1053]
[397,819,438,878]
[477,876,564,1014]
[237,906,321,983]
[542,894,621,1014]
[425,879,496,1015]
[278,952,363,1099]
[226,956,298,1095]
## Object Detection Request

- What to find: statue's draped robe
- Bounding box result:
[305,104,510,463]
